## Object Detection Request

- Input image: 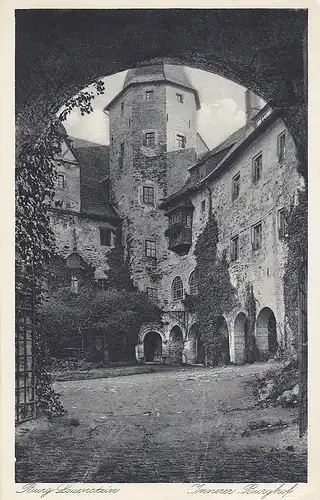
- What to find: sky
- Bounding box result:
[64,66,264,150]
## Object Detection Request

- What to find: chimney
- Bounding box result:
[245,90,262,124]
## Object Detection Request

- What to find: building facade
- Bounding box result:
[51,63,304,366]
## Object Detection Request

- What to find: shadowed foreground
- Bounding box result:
[16,363,307,483]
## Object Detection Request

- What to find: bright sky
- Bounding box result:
[64,66,264,150]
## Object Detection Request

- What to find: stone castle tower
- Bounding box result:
[104,63,202,294]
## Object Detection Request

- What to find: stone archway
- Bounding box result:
[168,326,184,364]
[187,323,204,365]
[143,331,163,362]
[256,307,278,357]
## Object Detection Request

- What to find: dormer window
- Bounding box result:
[145,90,154,100]
[57,174,65,188]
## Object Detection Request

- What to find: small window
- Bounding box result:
[169,211,182,226]
[189,271,198,295]
[71,275,79,294]
[176,93,184,104]
[172,276,184,300]
[144,132,156,147]
[201,200,206,213]
[100,228,112,247]
[278,208,286,239]
[232,173,240,200]
[230,235,239,261]
[120,143,124,156]
[145,240,156,258]
[185,213,192,228]
[98,278,108,290]
[121,101,124,112]
[252,222,262,251]
[146,287,158,303]
[252,153,262,183]
[277,132,286,162]
[176,134,186,149]
[143,186,154,205]
[145,90,154,100]
[57,174,65,188]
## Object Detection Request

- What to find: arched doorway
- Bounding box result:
[143,331,162,362]
[256,308,278,357]
[216,316,230,365]
[168,326,184,364]
[187,324,205,365]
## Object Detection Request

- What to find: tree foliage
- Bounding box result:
[38,284,161,361]
[193,212,236,365]
[16,81,106,416]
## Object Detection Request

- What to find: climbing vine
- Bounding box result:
[193,212,236,366]
[283,187,307,349]
[16,80,106,417]
[244,282,260,363]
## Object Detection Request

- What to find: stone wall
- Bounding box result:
[49,210,116,279]
[155,117,304,363]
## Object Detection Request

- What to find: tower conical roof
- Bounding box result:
[105,62,200,110]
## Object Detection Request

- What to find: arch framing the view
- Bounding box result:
[16,10,307,165]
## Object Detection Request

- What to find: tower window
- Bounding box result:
[189,271,198,295]
[145,240,156,258]
[277,132,286,162]
[145,90,154,100]
[121,101,124,112]
[252,222,262,251]
[172,276,184,300]
[146,287,158,303]
[100,228,112,247]
[176,93,184,104]
[232,173,240,200]
[57,174,65,188]
[252,153,262,183]
[230,235,239,261]
[176,134,186,149]
[201,200,206,213]
[278,208,286,239]
[120,143,124,156]
[144,132,156,147]
[143,186,154,205]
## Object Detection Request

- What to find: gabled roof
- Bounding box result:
[69,138,120,223]
[105,62,200,111]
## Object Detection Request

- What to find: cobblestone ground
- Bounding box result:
[16,363,307,483]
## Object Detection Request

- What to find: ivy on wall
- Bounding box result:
[283,187,307,348]
[244,282,260,363]
[16,81,106,417]
[193,211,236,366]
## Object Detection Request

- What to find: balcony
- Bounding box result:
[165,223,192,255]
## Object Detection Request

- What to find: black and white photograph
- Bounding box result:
[7,5,312,493]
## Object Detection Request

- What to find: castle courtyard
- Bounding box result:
[16,363,307,483]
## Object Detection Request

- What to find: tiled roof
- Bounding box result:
[105,62,200,110]
[70,139,120,223]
